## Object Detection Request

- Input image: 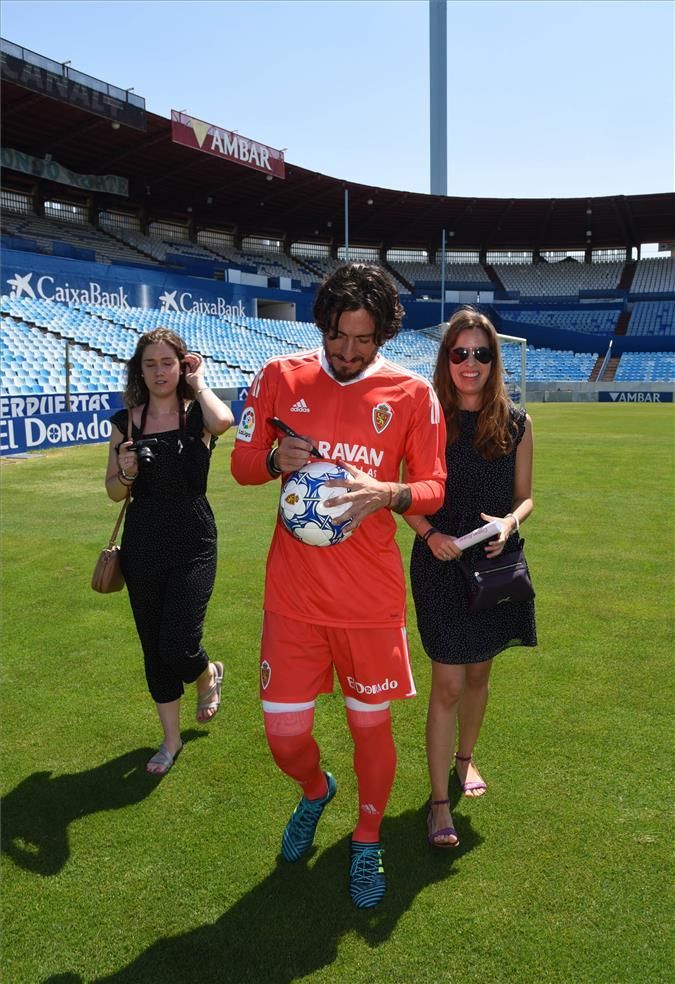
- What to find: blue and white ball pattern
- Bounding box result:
[279,462,353,547]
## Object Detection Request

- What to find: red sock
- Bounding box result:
[264,708,327,800]
[346,705,396,842]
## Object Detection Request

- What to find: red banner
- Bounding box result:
[171,111,285,180]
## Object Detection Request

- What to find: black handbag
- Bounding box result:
[459,539,535,611]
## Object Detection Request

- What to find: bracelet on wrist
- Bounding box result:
[506,512,520,533]
[385,484,394,509]
[118,468,136,484]
[266,446,282,478]
[421,527,440,545]
[195,386,210,396]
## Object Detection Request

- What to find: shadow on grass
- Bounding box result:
[44,803,483,984]
[1,730,206,876]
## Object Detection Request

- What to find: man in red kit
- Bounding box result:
[231,263,446,908]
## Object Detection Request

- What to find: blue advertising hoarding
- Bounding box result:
[0,392,124,454]
[597,391,673,403]
[1,248,315,321]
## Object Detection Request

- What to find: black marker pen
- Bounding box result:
[267,417,324,458]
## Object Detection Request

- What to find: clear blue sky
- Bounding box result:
[2,0,673,201]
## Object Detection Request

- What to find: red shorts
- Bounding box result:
[259,611,416,705]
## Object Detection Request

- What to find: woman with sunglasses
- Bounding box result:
[406,307,536,848]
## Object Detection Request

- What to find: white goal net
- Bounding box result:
[497,332,527,407]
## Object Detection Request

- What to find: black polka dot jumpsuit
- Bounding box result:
[111,402,218,703]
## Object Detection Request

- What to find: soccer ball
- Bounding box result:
[279,461,353,547]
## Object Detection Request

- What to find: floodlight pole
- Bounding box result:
[429,0,447,196]
[344,188,349,263]
[440,227,446,324]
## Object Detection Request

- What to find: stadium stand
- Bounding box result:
[494,261,623,297]
[389,261,492,290]
[2,208,320,285]
[110,229,216,264]
[2,294,619,395]
[296,255,420,294]
[4,285,675,395]
[250,253,315,286]
[615,352,675,381]
[1,315,126,395]
[626,301,675,336]
[1,211,159,267]
[1,40,673,412]
[630,257,675,294]
[497,308,620,333]
[207,246,319,287]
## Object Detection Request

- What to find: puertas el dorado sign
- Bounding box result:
[171,111,285,179]
[1,392,123,455]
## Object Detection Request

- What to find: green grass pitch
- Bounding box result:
[1,403,673,983]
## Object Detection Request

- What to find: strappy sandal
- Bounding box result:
[196,661,224,723]
[426,798,459,848]
[455,753,487,797]
[146,742,183,776]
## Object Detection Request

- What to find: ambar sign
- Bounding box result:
[599,391,673,403]
[171,111,285,179]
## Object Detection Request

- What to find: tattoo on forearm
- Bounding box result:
[390,485,412,514]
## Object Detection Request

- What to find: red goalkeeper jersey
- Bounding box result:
[231,347,446,628]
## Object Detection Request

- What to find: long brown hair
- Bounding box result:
[433,307,515,459]
[124,328,194,408]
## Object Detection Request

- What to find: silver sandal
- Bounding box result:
[146,742,183,775]
[196,661,224,722]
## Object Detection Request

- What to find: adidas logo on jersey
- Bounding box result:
[290,398,310,412]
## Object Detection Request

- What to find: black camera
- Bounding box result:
[128,437,159,467]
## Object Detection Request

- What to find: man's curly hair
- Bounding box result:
[313,263,404,346]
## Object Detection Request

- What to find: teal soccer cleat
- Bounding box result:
[349,841,386,908]
[281,772,337,862]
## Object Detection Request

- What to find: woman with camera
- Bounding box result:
[105,328,234,775]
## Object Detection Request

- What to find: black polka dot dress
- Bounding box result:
[410,406,537,665]
[111,402,218,702]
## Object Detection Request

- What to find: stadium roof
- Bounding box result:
[2,73,674,253]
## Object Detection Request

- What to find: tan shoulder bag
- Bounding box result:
[91,410,132,594]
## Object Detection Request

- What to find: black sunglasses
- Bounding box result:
[449,346,493,365]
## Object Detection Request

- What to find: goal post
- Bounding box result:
[497,332,527,407]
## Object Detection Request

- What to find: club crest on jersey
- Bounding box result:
[372,402,393,434]
[260,659,271,690]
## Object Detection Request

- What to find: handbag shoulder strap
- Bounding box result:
[108,497,128,548]
[108,408,133,547]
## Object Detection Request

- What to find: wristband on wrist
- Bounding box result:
[506,512,520,533]
[385,484,394,508]
[266,446,282,478]
[421,527,440,545]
